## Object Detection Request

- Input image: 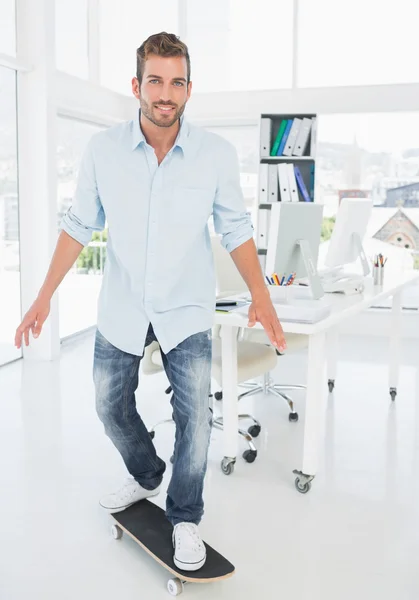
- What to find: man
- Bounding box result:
[15,32,286,571]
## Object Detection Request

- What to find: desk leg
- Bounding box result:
[293,331,327,493]
[220,325,239,475]
[389,290,402,401]
[326,327,339,393]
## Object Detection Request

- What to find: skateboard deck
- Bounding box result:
[111,499,235,593]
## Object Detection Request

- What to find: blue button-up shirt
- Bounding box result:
[60,111,253,355]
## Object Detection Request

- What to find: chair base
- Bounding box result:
[233,375,304,421]
[149,414,259,461]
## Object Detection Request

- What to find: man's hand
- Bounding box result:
[247,289,286,352]
[15,295,51,349]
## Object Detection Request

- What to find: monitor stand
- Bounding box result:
[320,233,370,280]
[297,239,324,300]
[352,232,370,276]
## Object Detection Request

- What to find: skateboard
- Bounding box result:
[110,499,235,596]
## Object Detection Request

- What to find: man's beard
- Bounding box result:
[140,97,186,128]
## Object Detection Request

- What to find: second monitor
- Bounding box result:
[265,202,324,299]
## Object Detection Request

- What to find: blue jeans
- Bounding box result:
[93,324,212,525]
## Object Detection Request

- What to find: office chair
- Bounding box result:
[210,234,308,420]
[142,336,280,466]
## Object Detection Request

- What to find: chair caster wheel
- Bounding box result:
[248,425,261,437]
[243,449,257,463]
[149,431,155,440]
[390,388,397,401]
[328,379,335,393]
[289,412,299,422]
[221,457,235,475]
[214,391,223,401]
[170,454,174,464]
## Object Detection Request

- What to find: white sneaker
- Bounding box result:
[172,523,206,571]
[99,478,160,513]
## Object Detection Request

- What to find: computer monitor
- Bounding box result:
[265,202,324,299]
[324,198,372,275]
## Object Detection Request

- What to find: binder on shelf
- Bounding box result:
[309,164,315,201]
[293,117,312,156]
[286,163,299,202]
[277,119,293,156]
[260,117,272,157]
[257,207,270,250]
[310,117,317,156]
[283,118,302,156]
[294,165,311,202]
[258,163,268,204]
[277,163,291,202]
[270,119,288,156]
[268,164,278,202]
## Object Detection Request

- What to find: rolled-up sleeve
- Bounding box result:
[213,140,254,253]
[60,139,105,246]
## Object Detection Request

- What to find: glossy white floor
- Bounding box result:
[1,331,419,600]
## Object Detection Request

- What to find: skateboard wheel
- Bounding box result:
[167,578,183,596]
[111,524,123,540]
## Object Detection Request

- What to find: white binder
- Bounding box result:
[310,117,317,156]
[277,163,291,202]
[268,164,278,202]
[293,117,312,156]
[286,163,299,202]
[260,118,272,157]
[282,118,302,156]
[257,208,270,250]
[258,163,268,204]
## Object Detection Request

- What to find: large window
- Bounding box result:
[0,67,20,365]
[99,0,179,95]
[55,0,89,79]
[57,117,106,338]
[316,111,419,308]
[0,0,16,56]
[187,0,293,93]
[202,124,259,232]
[298,0,419,88]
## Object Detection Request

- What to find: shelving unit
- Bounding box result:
[256,112,318,271]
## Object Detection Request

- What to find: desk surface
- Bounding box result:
[214,270,419,335]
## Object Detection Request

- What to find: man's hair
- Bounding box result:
[136,32,191,85]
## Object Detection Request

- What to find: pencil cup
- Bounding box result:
[373,265,384,286]
[268,285,290,303]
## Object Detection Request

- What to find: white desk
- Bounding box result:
[214,270,419,492]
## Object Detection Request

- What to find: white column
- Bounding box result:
[16,0,60,361]
[88,0,101,84]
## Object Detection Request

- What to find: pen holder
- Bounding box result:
[373,265,384,286]
[268,285,291,303]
